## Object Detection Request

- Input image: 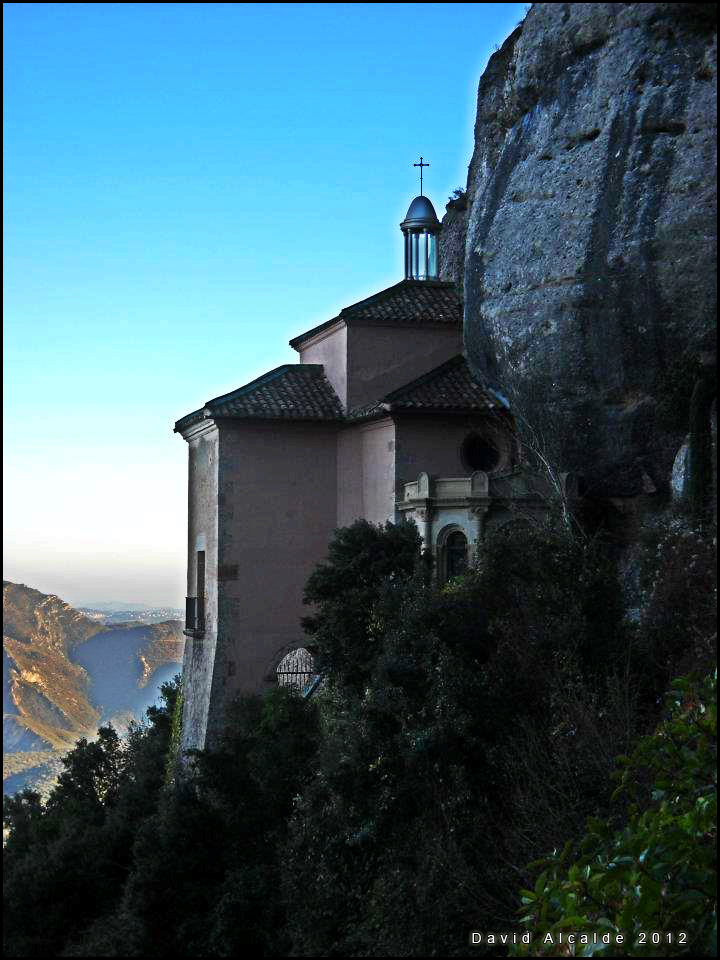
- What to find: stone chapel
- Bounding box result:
[174,191,555,751]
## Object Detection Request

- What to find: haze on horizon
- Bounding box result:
[3,2,527,608]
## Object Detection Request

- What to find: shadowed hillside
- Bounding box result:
[3,581,184,795]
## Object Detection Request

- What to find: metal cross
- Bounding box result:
[414,156,430,195]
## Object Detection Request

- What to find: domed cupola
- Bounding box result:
[401,194,441,280]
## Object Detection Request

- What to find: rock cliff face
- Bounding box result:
[439,195,470,291]
[458,3,716,497]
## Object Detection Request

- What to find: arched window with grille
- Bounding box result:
[445,530,468,580]
[276,647,316,693]
[435,527,470,583]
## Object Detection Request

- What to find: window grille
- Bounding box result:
[276,647,316,693]
[445,531,468,581]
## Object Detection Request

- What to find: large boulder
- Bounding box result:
[462,3,716,497]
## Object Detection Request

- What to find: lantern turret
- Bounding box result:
[400,195,440,280]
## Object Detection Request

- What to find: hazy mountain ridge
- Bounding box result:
[79,604,184,626]
[2,751,66,798]
[3,581,184,795]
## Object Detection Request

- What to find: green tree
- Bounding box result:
[113,687,320,957]
[3,679,180,958]
[284,518,643,956]
[302,519,422,691]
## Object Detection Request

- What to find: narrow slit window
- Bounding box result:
[196,550,206,633]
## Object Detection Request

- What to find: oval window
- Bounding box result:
[461,434,500,472]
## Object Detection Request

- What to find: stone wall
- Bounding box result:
[180,427,219,751]
[459,3,716,497]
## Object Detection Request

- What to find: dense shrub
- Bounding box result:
[636,520,717,691]
[511,672,717,957]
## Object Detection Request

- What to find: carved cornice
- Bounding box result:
[180,419,219,443]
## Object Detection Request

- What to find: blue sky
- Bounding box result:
[3,2,526,605]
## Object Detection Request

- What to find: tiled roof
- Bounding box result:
[174,365,343,432]
[176,356,498,433]
[348,355,498,420]
[289,279,462,348]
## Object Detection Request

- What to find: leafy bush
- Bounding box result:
[511,672,717,957]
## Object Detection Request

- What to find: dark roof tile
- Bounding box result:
[289,279,461,348]
[347,355,497,420]
[175,365,343,432]
[176,356,497,433]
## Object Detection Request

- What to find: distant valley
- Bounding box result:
[3,581,184,796]
[78,602,184,626]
